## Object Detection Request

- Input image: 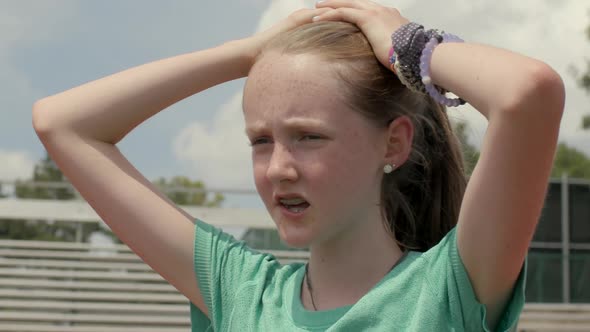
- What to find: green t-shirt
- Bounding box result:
[190,219,526,331]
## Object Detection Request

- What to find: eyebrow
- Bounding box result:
[245,118,328,136]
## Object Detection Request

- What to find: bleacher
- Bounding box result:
[0,238,308,332]
[2,238,590,331]
[517,303,590,331]
[1,198,589,331]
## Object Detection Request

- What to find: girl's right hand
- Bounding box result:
[239,7,334,71]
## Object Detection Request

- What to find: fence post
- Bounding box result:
[561,172,570,303]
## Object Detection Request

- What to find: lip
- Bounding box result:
[273,193,308,205]
[273,193,310,220]
[277,203,309,220]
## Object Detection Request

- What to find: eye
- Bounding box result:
[249,136,272,146]
[300,134,323,141]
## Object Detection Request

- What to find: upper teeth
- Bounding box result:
[280,198,306,205]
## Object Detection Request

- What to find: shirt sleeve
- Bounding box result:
[424,226,527,332]
[190,218,281,331]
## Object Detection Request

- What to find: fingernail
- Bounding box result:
[312,15,321,22]
[317,0,325,3]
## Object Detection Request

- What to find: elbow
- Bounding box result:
[501,61,565,120]
[32,98,54,138]
[530,62,566,117]
[32,97,69,141]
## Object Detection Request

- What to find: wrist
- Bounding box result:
[220,39,258,78]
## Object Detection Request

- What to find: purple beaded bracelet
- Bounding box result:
[419,33,466,107]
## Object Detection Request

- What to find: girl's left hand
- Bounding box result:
[314,0,410,69]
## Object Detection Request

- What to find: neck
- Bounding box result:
[304,217,404,311]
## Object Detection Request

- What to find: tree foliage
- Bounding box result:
[452,121,480,176]
[15,154,77,200]
[1,152,116,242]
[1,152,224,242]
[551,142,590,179]
[152,176,224,207]
[577,23,590,129]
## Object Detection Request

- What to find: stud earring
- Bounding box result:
[383,164,396,174]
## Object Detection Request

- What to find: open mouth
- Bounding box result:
[278,197,310,213]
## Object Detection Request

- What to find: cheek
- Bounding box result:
[312,138,382,198]
[313,151,369,189]
[252,155,264,181]
[252,156,272,200]
[330,134,379,176]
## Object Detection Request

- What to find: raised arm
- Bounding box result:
[429,41,564,330]
[32,8,330,316]
[313,1,565,330]
[32,41,251,317]
[33,42,250,144]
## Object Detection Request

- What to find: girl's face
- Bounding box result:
[243,52,388,248]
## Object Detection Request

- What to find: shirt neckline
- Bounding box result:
[291,265,353,328]
[290,251,415,329]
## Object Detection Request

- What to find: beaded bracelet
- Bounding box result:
[390,23,428,93]
[390,26,448,95]
[419,33,466,107]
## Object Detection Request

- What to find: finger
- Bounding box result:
[312,7,364,25]
[289,7,334,24]
[315,0,378,10]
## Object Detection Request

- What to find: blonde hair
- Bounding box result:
[260,21,467,252]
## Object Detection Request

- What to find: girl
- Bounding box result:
[32,1,565,331]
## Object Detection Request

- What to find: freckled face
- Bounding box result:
[243,52,387,248]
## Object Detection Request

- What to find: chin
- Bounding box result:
[275,221,313,250]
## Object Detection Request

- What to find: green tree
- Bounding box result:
[452,120,480,176]
[550,142,590,179]
[1,152,106,242]
[152,176,224,207]
[577,24,590,129]
[15,153,77,200]
[2,153,224,242]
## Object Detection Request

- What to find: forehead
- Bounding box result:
[243,52,348,123]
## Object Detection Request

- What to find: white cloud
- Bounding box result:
[172,0,313,190]
[385,0,590,154]
[172,0,590,189]
[255,0,310,31]
[0,149,35,181]
[173,93,253,189]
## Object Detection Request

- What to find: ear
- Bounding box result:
[384,115,413,166]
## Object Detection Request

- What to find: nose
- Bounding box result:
[266,143,298,184]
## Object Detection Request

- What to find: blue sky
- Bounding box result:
[2,0,590,209]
